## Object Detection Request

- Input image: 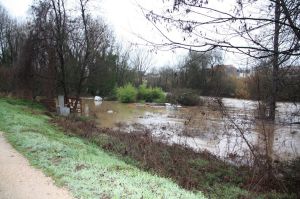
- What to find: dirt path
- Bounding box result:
[0,132,73,199]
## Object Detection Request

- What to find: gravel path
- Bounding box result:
[0,132,73,199]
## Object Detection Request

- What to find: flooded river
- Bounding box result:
[82,97,300,163]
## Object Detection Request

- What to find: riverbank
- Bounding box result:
[0,97,205,199]
[0,97,297,198]
[55,115,298,199]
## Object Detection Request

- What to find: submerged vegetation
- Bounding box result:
[0,97,205,199]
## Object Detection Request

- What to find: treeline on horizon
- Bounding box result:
[145,51,300,102]
[0,1,299,102]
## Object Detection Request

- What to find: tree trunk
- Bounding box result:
[269,0,281,121]
[266,0,281,180]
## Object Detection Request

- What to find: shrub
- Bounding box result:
[167,88,201,106]
[138,84,152,102]
[151,87,166,103]
[178,92,200,106]
[137,84,166,103]
[117,83,137,103]
[282,158,300,196]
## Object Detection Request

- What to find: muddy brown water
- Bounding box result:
[82,97,300,164]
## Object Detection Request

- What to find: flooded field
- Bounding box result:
[82,97,300,163]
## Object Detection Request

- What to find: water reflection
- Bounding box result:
[82,98,300,163]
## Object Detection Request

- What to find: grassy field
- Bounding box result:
[0,97,206,199]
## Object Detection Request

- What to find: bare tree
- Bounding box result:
[0,4,28,94]
[31,0,70,97]
[0,5,11,65]
[50,0,69,98]
[31,0,112,101]
[131,49,154,85]
[115,44,133,86]
[0,5,22,68]
[70,0,112,107]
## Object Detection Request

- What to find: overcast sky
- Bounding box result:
[0,0,244,68]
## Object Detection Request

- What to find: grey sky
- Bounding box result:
[0,0,244,68]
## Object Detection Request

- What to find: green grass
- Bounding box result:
[0,97,205,199]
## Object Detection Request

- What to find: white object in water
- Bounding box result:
[165,103,180,110]
[94,96,102,101]
[107,110,113,114]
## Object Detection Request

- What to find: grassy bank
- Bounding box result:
[0,97,205,199]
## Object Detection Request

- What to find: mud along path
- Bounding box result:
[0,132,73,199]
